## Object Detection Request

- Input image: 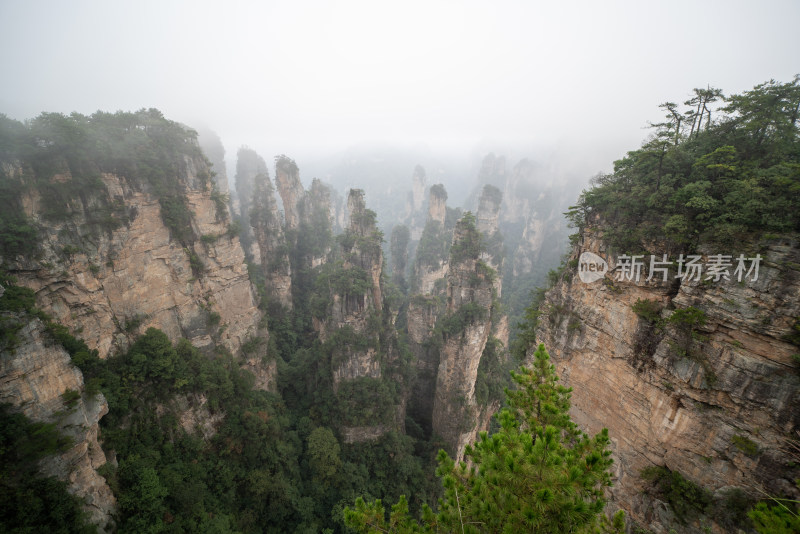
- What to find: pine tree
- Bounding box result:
[343,343,616,533]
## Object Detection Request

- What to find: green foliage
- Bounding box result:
[640,466,712,524]
[61,388,81,409]
[344,344,615,533]
[569,78,800,252]
[0,281,36,313]
[449,212,482,265]
[0,211,38,257]
[731,434,760,456]
[429,183,447,200]
[415,220,450,268]
[714,488,755,531]
[307,427,342,484]
[783,317,800,347]
[159,195,194,244]
[227,219,242,238]
[210,189,229,220]
[632,298,663,324]
[0,403,94,533]
[668,306,707,330]
[510,288,545,360]
[474,336,510,406]
[435,302,487,343]
[0,110,205,254]
[748,499,800,534]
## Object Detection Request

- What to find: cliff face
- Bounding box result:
[428,184,447,226]
[316,190,402,441]
[430,215,498,460]
[10,163,265,366]
[536,229,800,530]
[413,185,451,296]
[0,317,115,531]
[324,190,384,375]
[274,156,304,232]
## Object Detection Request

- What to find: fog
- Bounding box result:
[1,0,798,185]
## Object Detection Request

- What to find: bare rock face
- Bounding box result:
[431,215,498,460]
[274,155,304,232]
[476,184,502,236]
[11,168,264,366]
[332,348,381,388]
[428,184,447,226]
[536,230,800,531]
[0,317,116,531]
[4,150,272,392]
[406,294,444,432]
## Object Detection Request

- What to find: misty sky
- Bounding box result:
[1,0,798,178]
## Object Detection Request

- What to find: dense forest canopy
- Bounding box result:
[566,78,800,253]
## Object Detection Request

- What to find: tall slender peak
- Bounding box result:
[250,171,292,309]
[431,212,497,460]
[303,178,335,269]
[477,152,506,188]
[346,188,367,232]
[476,184,502,236]
[234,147,268,223]
[274,154,304,231]
[234,147,268,262]
[196,127,229,195]
[428,183,447,225]
[344,189,382,311]
[411,165,426,212]
[390,225,410,291]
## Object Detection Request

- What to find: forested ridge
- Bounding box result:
[566,78,800,252]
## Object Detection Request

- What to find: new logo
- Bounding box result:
[578,251,608,283]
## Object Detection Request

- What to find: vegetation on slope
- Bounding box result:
[344,344,619,533]
[566,78,800,253]
[0,109,218,258]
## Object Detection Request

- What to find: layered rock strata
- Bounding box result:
[536,229,800,530]
[0,317,116,531]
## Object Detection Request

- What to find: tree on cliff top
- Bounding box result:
[566,77,800,252]
[343,343,617,533]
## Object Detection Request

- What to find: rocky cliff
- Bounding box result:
[413,185,452,296]
[0,112,273,531]
[0,316,116,531]
[536,229,800,531]
[274,155,304,232]
[430,214,500,460]
[312,190,406,442]
[8,163,265,366]
[250,170,293,309]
